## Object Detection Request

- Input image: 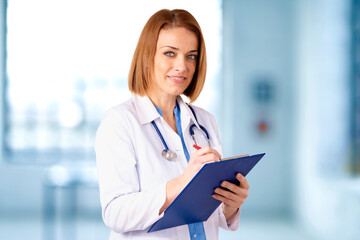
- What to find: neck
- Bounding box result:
[147,92,177,115]
[147,92,178,133]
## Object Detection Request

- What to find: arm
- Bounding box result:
[95,109,166,233]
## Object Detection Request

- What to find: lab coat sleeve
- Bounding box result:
[218,205,240,231]
[95,108,166,233]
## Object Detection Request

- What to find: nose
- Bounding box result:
[174,56,186,72]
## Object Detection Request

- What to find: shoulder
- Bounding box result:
[101,97,137,124]
[97,97,140,135]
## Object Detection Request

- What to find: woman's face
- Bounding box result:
[149,27,198,99]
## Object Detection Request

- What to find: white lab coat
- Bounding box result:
[95,94,240,240]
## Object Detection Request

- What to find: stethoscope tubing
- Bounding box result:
[151,104,210,160]
[188,105,210,140]
[151,121,170,152]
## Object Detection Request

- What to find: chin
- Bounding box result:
[169,87,188,96]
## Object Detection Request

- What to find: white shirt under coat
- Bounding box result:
[95,94,240,240]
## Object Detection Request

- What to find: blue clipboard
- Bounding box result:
[148,153,265,232]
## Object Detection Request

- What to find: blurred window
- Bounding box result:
[352,0,360,173]
[5,0,222,162]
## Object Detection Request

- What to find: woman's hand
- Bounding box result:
[182,146,222,182]
[160,146,221,214]
[212,173,249,221]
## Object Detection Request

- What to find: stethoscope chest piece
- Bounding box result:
[162,149,177,161]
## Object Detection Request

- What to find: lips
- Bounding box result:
[168,76,186,84]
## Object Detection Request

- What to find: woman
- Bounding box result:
[95,9,249,240]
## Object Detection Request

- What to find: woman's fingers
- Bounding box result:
[212,173,249,209]
[236,173,249,190]
[221,174,249,193]
[219,181,241,194]
[193,146,221,164]
[214,185,248,200]
[185,146,222,183]
[195,146,222,159]
[212,193,237,206]
[212,188,247,208]
[199,154,220,164]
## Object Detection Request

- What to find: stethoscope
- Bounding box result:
[151,105,210,161]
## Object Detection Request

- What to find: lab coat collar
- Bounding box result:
[132,94,160,125]
[132,94,199,128]
[176,96,201,129]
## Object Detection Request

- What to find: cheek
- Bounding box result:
[189,63,197,76]
[186,60,196,71]
[156,61,171,76]
[154,55,168,73]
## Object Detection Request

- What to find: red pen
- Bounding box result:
[193,144,201,150]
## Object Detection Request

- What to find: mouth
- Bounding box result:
[167,76,186,84]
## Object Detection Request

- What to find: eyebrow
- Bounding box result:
[161,45,198,53]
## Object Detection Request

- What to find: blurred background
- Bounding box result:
[0,0,359,239]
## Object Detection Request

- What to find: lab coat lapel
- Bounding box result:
[176,96,197,134]
[132,94,160,125]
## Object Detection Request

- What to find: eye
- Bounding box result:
[187,54,198,60]
[164,51,175,57]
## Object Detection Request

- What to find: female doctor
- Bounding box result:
[95,9,250,240]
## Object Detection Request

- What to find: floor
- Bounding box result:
[0,215,318,240]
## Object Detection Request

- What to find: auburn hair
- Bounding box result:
[128,9,207,102]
